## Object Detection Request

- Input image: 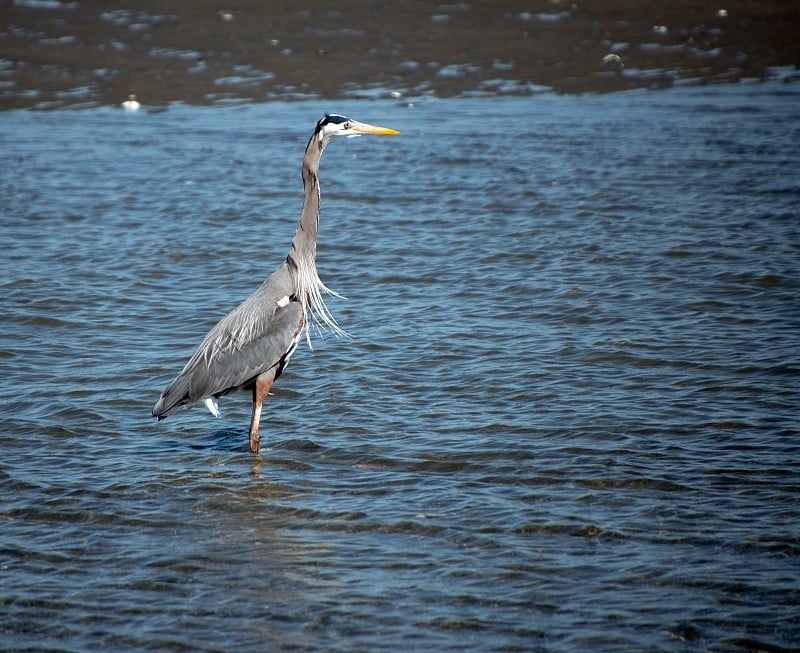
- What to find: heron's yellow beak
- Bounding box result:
[351,120,400,136]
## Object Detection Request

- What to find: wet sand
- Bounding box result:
[1,0,798,109]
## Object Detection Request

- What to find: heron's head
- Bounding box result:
[314,114,399,145]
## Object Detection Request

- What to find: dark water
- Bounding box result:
[3,0,799,109]
[2,79,800,651]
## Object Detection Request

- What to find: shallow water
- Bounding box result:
[1,80,799,651]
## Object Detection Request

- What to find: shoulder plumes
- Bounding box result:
[287,252,347,346]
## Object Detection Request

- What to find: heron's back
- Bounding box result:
[152,263,303,418]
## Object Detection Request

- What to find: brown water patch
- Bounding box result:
[1,0,798,109]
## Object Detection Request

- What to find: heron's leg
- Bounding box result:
[249,368,277,454]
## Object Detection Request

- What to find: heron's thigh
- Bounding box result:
[253,368,278,405]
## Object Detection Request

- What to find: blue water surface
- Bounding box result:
[1,79,799,651]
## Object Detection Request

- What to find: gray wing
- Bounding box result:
[152,264,304,418]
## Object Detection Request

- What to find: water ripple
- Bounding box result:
[1,83,799,650]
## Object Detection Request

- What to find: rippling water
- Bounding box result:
[2,80,799,651]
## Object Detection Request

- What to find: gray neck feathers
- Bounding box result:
[286,131,346,344]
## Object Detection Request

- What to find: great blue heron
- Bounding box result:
[152,114,399,453]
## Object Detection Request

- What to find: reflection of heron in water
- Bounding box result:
[152,114,399,453]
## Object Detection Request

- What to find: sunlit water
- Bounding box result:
[2,80,799,651]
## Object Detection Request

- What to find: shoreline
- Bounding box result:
[2,0,799,110]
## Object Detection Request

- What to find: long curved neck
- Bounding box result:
[285,130,344,341]
[288,134,323,267]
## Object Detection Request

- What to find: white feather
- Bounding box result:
[204,396,220,417]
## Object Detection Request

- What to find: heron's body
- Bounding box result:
[152,115,398,453]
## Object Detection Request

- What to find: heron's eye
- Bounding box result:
[343,122,351,130]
